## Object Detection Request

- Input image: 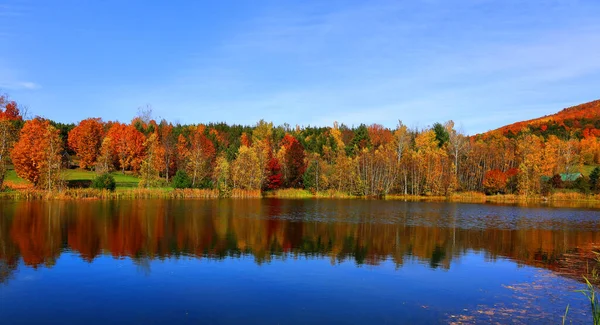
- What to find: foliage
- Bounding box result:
[550,174,564,189]
[172,170,192,189]
[432,122,449,148]
[3,92,600,199]
[106,123,146,172]
[264,157,282,191]
[178,125,216,187]
[591,167,600,192]
[91,173,116,191]
[11,118,63,189]
[67,118,104,169]
[138,133,163,188]
[578,277,600,325]
[574,176,591,195]
[346,124,371,156]
[483,169,507,194]
[281,134,306,188]
[231,145,263,190]
[213,155,231,195]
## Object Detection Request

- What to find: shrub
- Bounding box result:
[172,170,192,189]
[91,173,116,191]
[574,176,591,195]
[550,174,564,189]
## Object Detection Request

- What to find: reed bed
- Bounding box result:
[229,189,262,198]
[264,188,356,199]
[2,186,600,205]
[0,187,266,200]
[549,192,600,202]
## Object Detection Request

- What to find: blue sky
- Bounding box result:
[1,0,599,134]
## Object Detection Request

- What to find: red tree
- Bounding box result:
[281,134,306,188]
[483,169,507,194]
[0,98,22,121]
[265,157,282,190]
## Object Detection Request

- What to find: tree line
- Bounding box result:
[1,94,600,196]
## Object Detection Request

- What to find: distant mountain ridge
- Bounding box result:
[482,99,600,139]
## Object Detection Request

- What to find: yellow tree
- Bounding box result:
[95,137,114,174]
[542,135,560,176]
[414,130,446,195]
[212,154,231,195]
[231,145,262,190]
[393,121,411,194]
[139,133,162,188]
[516,133,543,195]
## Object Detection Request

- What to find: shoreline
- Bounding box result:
[1,188,600,208]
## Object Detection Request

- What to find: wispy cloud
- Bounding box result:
[7,0,599,133]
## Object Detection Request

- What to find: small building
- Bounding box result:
[541,173,582,183]
[560,173,582,182]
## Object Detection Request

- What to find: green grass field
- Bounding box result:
[6,168,141,188]
[581,164,600,177]
[5,169,28,184]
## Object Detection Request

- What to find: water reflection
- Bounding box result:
[1,199,599,283]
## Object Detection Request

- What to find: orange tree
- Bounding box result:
[68,118,104,169]
[11,118,63,189]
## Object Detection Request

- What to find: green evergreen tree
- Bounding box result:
[590,167,600,192]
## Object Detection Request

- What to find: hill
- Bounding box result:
[484,99,600,139]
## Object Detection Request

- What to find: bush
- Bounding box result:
[91,174,116,191]
[172,170,192,189]
[574,176,591,195]
[550,174,564,189]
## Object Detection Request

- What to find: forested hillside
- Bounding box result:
[485,100,600,139]
[1,93,600,197]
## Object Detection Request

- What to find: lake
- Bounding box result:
[1,199,599,324]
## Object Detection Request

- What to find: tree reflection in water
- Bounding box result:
[1,199,599,283]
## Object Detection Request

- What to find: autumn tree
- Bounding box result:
[11,118,63,189]
[265,156,283,191]
[516,133,543,195]
[280,134,306,188]
[95,137,113,174]
[106,123,146,173]
[138,133,162,188]
[393,121,411,194]
[0,97,22,189]
[68,118,104,169]
[179,125,216,188]
[212,154,231,195]
[231,145,262,190]
[482,169,507,194]
[157,120,177,182]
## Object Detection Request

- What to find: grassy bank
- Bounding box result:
[0,188,264,200]
[2,169,600,205]
[2,186,600,204]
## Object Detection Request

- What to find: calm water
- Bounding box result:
[1,199,599,324]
